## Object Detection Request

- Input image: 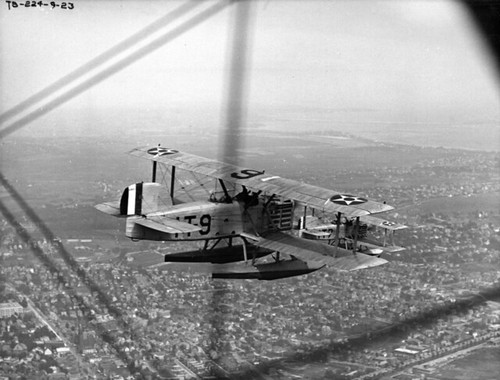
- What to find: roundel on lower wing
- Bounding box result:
[329,194,368,206]
[147,147,179,156]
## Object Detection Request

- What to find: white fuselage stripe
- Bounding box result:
[127,184,136,215]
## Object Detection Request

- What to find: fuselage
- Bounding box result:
[125,199,275,241]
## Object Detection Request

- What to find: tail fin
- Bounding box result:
[119,182,162,216]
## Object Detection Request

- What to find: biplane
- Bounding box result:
[96,146,407,280]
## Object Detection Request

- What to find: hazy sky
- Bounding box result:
[1,0,499,132]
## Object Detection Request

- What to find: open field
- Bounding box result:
[433,347,500,380]
[400,193,500,216]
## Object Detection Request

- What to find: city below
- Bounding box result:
[1,129,499,380]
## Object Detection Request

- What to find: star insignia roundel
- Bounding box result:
[147,147,178,156]
[329,194,367,206]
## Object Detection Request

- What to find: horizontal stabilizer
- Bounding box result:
[135,218,202,234]
[95,201,122,217]
[247,231,387,271]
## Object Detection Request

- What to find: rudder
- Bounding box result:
[119,182,162,216]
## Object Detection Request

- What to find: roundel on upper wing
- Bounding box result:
[329,194,367,206]
[147,147,178,156]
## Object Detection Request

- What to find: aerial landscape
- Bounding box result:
[1,1,499,380]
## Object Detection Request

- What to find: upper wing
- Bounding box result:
[243,231,387,271]
[129,147,393,217]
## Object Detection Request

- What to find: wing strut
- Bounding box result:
[263,194,275,208]
[170,166,176,200]
[152,161,157,182]
[352,216,360,255]
[243,239,248,262]
[303,206,307,229]
[218,179,231,202]
[334,212,341,258]
[152,143,160,182]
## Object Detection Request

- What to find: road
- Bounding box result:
[6,282,95,377]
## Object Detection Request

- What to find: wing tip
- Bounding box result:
[351,256,388,270]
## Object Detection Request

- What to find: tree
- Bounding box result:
[323,369,335,379]
[19,297,28,308]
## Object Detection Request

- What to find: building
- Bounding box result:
[0,302,23,318]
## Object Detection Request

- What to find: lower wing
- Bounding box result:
[244,231,387,271]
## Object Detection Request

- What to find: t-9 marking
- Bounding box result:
[176,214,211,235]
